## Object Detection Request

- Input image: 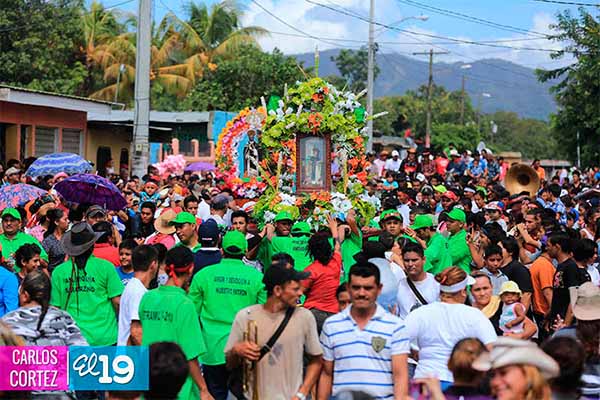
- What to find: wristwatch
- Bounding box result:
[295,392,306,400]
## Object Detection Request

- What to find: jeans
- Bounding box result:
[203,364,230,400]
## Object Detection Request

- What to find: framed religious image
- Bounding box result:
[296,133,331,192]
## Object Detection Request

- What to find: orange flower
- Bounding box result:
[348,158,360,169]
[312,93,323,103]
[323,86,329,94]
[308,113,323,133]
[353,136,364,146]
[356,171,368,183]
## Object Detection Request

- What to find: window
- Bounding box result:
[35,126,58,156]
[62,129,83,154]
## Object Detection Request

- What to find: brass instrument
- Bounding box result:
[243,320,259,400]
[505,164,540,196]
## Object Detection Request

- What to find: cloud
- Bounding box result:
[241,2,572,69]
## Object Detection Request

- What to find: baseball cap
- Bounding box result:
[449,149,460,157]
[212,193,231,210]
[447,208,466,223]
[222,230,248,255]
[410,214,434,231]
[169,211,197,226]
[570,282,600,321]
[291,221,311,236]
[85,205,106,219]
[391,150,399,157]
[421,185,434,196]
[380,210,402,223]
[263,265,310,292]
[198,219,219,245]
[433,185,447,194]
[484,201,503,212]
[442,191,459,202]
[5,167,20,176]
[1,208,21,221]
[274,211,293,223]
[415,173,426,182]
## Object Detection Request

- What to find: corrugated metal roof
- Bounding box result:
[0,84,118,106]
[88,110,211,124]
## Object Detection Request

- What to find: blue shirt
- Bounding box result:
[116,266,134,286]
[320,304,410,399]
[0,266,18,317]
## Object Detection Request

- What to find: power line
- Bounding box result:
[532,0,600,5]
[304,0,565,52]
[397,0,549,38]
[249,0,360,49]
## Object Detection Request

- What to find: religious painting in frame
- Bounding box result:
[296,133,331,192]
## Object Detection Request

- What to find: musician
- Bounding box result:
[225,266,323,400]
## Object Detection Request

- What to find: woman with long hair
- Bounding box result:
[472,337,558,400]
[302,216,343,334]
[405,267,497,390]
[49,222,123,347]
[2,270,87,399]
[42,208,69,272]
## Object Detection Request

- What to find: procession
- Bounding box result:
[1,0,600,399]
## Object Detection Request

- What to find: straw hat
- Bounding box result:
[154,209,177,235]
[570,282,600,321]
[472,337,559,379]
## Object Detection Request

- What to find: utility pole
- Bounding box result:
[413,49,448,149]
[132,0,151,178]
[366,0,375,152]
[460,75,465,126]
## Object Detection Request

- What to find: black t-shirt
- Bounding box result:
[549,258,590,322]
[502,260,533,293]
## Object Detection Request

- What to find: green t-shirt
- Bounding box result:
[175,241,202,253]
[256,236,273,270]
[139,285,207,400]
[188,258,266,365]
[341,232,362,282]
[50,255,123,346]
[447,229,472,274]
[272,236,311,271]
[0,232,48,272]
[424,233,453,275]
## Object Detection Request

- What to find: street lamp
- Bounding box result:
[366,7,429,151]
[375,14,429,37]
[114,63,126,104]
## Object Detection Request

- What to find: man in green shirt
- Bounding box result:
[380,209,404,240]
[188,230,266,399]
[406,214,452,275]
[170,211,201,252]
[446,208,472,273]
[287,221,312,271]
[339,210,362,282]
[139,246,212,400]
[257,211,294,269]
[0,208,48,271]
[50,222,123,346]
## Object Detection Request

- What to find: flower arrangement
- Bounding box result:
[215,107,268,199]
[153,154,186,179]
[251,77,376,229]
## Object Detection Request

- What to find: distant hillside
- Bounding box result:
[294,49,558,120]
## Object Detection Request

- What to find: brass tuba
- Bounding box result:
[505,164,541,196]
[242,320,259,400]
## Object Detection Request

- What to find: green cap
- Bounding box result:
[168,211,196,226]
[447,208,466,223]
[380,209,402,223]
[291,221,311,235]
[433,185,447,194]
[274,211,293,223]
[222,230,248,255]
[411,214,434,231]
[1,208,21,221]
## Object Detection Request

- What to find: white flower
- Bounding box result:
[264,211,276,223]
[280,193,297,206]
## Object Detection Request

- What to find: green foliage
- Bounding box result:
[537,7,600,166]
[331,46,380,93]
[179,45,304,112]
[430,123,481,151]
[0,0,87,95]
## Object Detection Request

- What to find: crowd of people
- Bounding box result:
[0,144,600,400]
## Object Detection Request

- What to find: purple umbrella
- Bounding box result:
[0,184,47,210]
[54,174,126,211]
[185,161,215,172]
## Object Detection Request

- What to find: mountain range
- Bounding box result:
[294,49,558,121]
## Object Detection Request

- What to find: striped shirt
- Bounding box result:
[320,304,410,399]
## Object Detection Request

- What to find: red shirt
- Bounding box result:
[302,252,342,313]
[93,243,120,266]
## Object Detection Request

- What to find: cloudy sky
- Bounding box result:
[116,0,593,68]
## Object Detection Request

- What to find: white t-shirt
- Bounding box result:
[397,203,411,227]
[405,302,497,382]
[396,273,440,319]
[588,264,600,286]
[117,277,147,346]
[373,159,386,176]
[368,258,400,311]
[197,199,211,221]
[385,158,401,172]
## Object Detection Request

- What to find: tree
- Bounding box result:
[332,46,380,93]
[537,7,600,166]
[179,45,305,112]
[0,0,87,95]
